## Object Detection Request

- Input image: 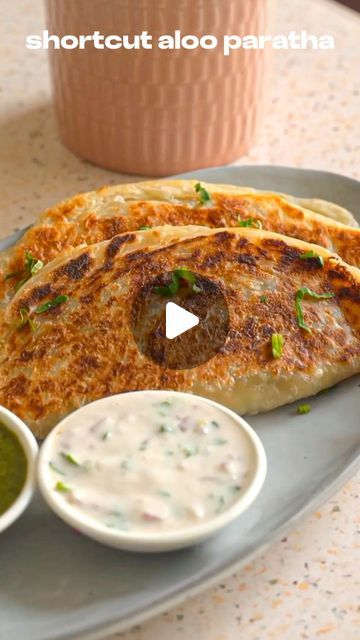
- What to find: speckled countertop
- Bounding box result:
[1,0,359,639]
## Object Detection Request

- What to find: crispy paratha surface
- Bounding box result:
[1,180,359,312]
[1,226,359,438]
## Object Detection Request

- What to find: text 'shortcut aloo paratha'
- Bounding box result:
[0,225,359,438]
[0,180,359,312]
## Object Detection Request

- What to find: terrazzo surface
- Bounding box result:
[1,0,359,639]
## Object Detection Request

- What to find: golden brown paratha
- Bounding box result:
[1,225,359,438]
[1,180,359,313]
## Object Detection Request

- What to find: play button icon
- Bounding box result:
[130,269,230,370]
[166,302,199,339]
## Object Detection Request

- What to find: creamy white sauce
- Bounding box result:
[47,393,255,533]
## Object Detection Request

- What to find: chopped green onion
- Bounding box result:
[271,333,284,359]
[34,295,69,315]
[238,217,262,229]
[61,452,80,466]
[260,295,267,303]
[155,267,200,297]
[299,251,324,268]
[297,404,311,415]
[295,287,335,332]
[213,437,228,446]
[139,225,151,231]
[102,431,111,441]
[55,481,71,493]
[195,182,211,205]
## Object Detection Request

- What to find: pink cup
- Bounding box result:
[45,0,273,176]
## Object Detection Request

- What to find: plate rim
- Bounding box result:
[176,163,360,195]
[178,162,360,182]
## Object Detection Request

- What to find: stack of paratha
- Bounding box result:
[0,179,359,437]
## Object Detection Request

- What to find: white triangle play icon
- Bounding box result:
[165,302,199,340]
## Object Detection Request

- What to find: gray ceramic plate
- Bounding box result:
[1,166,359,640]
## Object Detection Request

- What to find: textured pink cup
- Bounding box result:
[45,0,273,176]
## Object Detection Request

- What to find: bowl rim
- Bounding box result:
[37,390,267,551]
[0,406,38,534]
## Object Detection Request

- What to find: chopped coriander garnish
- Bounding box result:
[139,225,151,231]
[299,287,334,300]
[260,295,267,303]
[317,385,338,396]
[232,485,242,492]
[26,252,44,277]
[157,490,171,498]
[61,452,80,466]
[297,403,311,415]
[18,307,36,332]
[5,270,23,282]
[195,182,211,205]
[102,431,111,441]
[295,287,335,332]
[213,437,228,446]
[34,295,69,315]
[49,461,66,476]
[271,333,284,359]
[18,308,27,326]
[216,495,226,513]
[155,267,200,297]
[299,251,324,268]
[5,251,44,291]
[159,425,174,433]
[106,520,128,531]
[211,420,220,428]
[295,291,309,332]
[15,277,31,292]
[156,400,174,416]
[238,217,262,229]
[18,296,68,331]
[182,445,198,457]
[55,481,71,493]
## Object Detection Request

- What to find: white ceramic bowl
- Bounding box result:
[0,406,38,534]
[38,392,267,552]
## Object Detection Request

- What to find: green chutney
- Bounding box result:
[0,422,27,515]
